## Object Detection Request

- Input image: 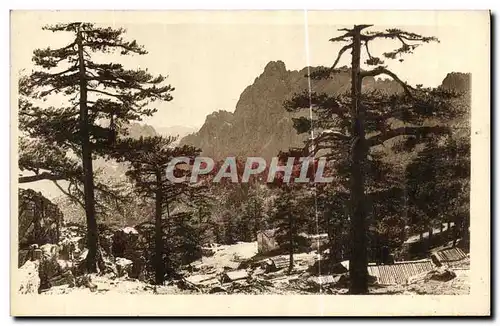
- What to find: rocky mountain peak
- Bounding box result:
[262,60,287,76]
[440,72,471,93]
[180,61,470,161]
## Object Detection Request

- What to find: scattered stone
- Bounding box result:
[175,278,203,293]
[201,247,215,257]
[17,260,41,294]
[407,271,431,285]
[309,274,342,287]
[209,286,227,294]
[76,274,98,292]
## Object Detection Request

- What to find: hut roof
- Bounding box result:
[270,256,290,269]
[367,259,434,285]
[222,270,249,282]
[432,247,467,263]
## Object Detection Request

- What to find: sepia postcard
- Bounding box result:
[10,10,490,316]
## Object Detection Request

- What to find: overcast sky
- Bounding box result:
[12,11,484,131]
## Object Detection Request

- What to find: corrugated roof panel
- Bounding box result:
[368,260,434,285]
[271,256,290,269]
[434,247,467,263]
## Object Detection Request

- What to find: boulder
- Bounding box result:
[18,249,31,268]
[111,227,145,278]
[58,236,85,261]
[40,243,59,260]
[208,286,227,294]
[116,257,133,277]
[48,270,75,288]
[39,244,62,290]
[18,189,63,250]
[36,243,79,289]
[427,268,457,282]
[221,270,249,284]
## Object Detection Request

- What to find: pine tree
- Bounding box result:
[406,76,471,250]
[406,138,470,248]
[286,25,459,293]
[267,150,317,273]
[317,186,350,263]
[271,186,309,273]
[185,183,214,248]
[111,136,200,284]
[240,186,265,241]
[163,211,203,274]
[20,22,174,271]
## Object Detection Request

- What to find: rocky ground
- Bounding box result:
[16,225,470,296]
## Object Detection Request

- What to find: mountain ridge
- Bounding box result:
[180,61,470,160]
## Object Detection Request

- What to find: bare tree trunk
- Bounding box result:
[77,25,98,273]
[349,25,369,294]
[154,172,164,285]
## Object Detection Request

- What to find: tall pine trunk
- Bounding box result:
[349,26,369,294]
[77,26,98,273]
[428,227,433,250]
[165,197,171,274]
[154,171,164,285]
[288,213,294,274]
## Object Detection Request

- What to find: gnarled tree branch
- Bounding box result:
[366,126,450,147]
[360,66,415,96]
[18,172,66,183]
